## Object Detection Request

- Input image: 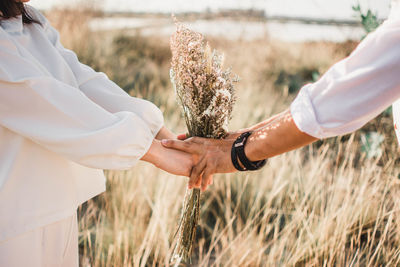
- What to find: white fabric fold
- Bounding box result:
[291,16,400,139]
[0,6,164,242]
[37,11,164,137]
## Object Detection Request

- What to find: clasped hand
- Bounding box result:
[147,110,317,191]
[145,127,241,191]
[161,134,239,191]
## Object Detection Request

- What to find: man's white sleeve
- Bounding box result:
[291,20,400,139]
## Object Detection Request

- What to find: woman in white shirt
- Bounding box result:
[163,1,400,191]
[0,1,192,266]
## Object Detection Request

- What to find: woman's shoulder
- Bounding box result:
[25,5,49,28]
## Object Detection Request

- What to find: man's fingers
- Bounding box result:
[201,168,214,191]
[189,156,207,189]
[161,139,201,154]
[208,175,213,185]
[194,174,203,188]
[188,136,209,144]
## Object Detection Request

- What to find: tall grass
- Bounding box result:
[47,10,400,266]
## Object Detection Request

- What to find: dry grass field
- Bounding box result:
[47,8,400,266]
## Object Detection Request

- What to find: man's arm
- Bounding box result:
[244,110,317,161]
[164,18,400,191]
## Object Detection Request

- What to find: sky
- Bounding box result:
[29,0,392,20]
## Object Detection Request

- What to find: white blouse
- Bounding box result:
[291,0,400,141]
[0,6,163,241]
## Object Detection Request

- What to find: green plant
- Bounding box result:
[353,4,381,36]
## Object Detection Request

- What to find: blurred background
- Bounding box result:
[28,0,400,266]
[31,0,390,42]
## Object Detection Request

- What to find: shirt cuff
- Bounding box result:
[290,84,324,139]
[141,100,164,137]
[77,112,155,170]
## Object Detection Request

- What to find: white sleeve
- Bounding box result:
[0,30,155,170]
[36,10,164,137]
[290,19,400,139]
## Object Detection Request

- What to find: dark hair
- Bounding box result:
[0,1,40,24]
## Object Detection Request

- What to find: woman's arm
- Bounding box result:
[0,29,189,176]
[36,9,165,138]
[155,126,177,140]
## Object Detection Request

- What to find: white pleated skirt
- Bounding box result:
[0,212,78,267]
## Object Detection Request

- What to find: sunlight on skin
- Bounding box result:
[162,109,317,190]
[245,110,316,161]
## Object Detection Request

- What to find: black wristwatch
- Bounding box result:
[231,132,267,171]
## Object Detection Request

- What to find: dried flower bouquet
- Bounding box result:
[170,18,237,263]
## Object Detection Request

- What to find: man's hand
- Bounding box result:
[162,137,237,191]
[169,110,317,190]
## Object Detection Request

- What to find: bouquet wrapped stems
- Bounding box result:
[172,187,201,263]
[170,18,237,264]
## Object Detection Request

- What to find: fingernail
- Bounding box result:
[161,139,168,145]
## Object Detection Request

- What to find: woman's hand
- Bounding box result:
[161,137,237,191]
[155,126,177,140]
[141,140,193,177]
